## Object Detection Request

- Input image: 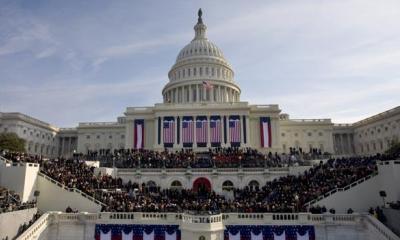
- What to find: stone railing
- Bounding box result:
[15,212,400,240]
[16,213,52,240]
[365,214,400,240]
[303,171,379,207]
[117,166,290,174]
[38,172,106,207]
[181,213,223,224]
[0,155,12,165]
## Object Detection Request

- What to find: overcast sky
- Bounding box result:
[0,0,399,127]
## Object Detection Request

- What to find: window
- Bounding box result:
[248,180,259,187]
[86,135,90,139]
[294,133,298,137]
[121,135,125,139]
[281,133,285,137]
[319,132,323,136]
[222,180,234,191]
[171,180,183,189]
[97,135,100,139]
[109,135,112,139]
[308,132,312,137]
[23,129,27,134]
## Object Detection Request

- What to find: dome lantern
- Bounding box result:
[194,8,207,40]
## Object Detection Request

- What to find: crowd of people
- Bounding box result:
[0,186,35,214]
[1,148,392,215]
[35,153,377,213]
[76,147,321,169]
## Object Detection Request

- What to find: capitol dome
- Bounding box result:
[162,9,241,104]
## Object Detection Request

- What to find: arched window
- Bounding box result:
[171,180,183,189]
[222,180,234,191]
[147,181,157,187]
[248,180,259,187]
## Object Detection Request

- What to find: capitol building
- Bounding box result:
[0,10,399,159]
[0,9,400,240]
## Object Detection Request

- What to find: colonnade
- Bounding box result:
[163,84,240,104]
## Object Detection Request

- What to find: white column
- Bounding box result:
[210,87,214,102]
[245,116,250,147]
[218,86,221,102]
[196,85,199,103]
[60,137,64,156]
[68,137,72,157]
[180,87,183,103]
[153,118,159,149]
[189,85,193,103]
[240,117,244,147]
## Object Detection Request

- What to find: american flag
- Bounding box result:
[229,117,241,143]
[202,81,213,90]
[182,118,194,144]
[163,119,175,144]
[210,117,221,144]
[196,117,208,143]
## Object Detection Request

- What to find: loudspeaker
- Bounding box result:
[379,190,386,197]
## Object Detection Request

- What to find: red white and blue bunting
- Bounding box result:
[224,225,315,240]
[134,119,144,149]
[95,224,180,240]
[260,117,272,148]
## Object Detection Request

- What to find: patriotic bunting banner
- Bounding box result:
[182,116,194,147]
[95,224,180,240]
[260,117,272,148]
[229,116,241,146]
[196,116,208,147]
[210,116,221,147]
[134,119,144,149]
[224,225,315,240]
[163,117,175,147]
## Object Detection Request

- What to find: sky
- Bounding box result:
[0,0,399,127]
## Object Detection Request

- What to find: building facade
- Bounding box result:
[1,11,399,157]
